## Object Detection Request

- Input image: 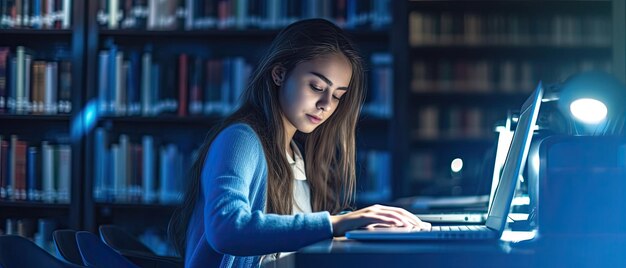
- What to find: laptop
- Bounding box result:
[414,110,515,224]
[346,82,544,240]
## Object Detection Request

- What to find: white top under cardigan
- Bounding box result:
[260,141,312,267]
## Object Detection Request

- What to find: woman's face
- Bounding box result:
[277,53,352,134]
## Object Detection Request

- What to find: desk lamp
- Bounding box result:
[553,71,626,136]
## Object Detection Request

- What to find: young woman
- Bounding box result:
[169,18,430,268]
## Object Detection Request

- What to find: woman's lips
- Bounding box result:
[307,114,322,124]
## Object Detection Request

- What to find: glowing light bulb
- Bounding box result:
[570,98,607,124]
[451,158,463,173]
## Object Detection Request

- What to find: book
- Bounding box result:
[14,139,27,200]
[44,62,58,114]
[27,146,41,201]
[0,136,7,199]
[32,61,46,114]
[177,53,188,116]
[58,61,72,113]
[0,47,8,113]
[42,141,56,202]
[56,145,71,203]
[142,135,155,203]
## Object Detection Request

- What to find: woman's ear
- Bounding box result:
[271,65,286,86]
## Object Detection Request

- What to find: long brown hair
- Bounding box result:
[168,18,365,256]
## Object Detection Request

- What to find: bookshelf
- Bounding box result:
[2,0,622,256]
[0,0,84,254]
[81,0,394,254]
[393,0,615,199]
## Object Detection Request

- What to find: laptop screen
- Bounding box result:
[485,82,544,232]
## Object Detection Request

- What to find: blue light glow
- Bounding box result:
[450,158,463,173]
[570,98,607,124]
[71,100,99,140]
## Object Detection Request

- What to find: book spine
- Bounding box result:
[94,128,106,201]
[114,52,124,115]
[177,53,188,116]
[109,0,119,29]
[23,54,31,113]
[118,60,129,115]
[45,0,54,29]
[98,51,109,114]
[42,141,55,202]
[118,134,129,202]
[62,0,70,29]
[14,140,26,200]
[189,57,203,115]
[56,144,70,203]
[0,47,8,113]
[58,61,71,113]
[142,135,154,203]
[141,52,152,116]
[16,46,24,114]
[44,61,58,114]
[8,135,17,199]
[0,136,7,199]
[27,146,38,201]
[127,51,140,115]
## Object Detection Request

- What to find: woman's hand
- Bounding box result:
[329,204,431,236]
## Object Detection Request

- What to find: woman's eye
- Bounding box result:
[310,85,323,92]
[333,95,341,100]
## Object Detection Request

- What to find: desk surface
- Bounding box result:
[292,232,626,268]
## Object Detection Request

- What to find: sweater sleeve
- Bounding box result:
[201,124,333,256]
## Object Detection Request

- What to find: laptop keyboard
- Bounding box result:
[428,225,490,232]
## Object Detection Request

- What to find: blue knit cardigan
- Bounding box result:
[184,123,333,268]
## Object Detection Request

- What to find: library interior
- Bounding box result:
[0,0,625,267]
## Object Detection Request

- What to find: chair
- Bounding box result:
[98,225,183,268]
[52,230,85,266]
[74,231,139,268]
[0,235,84,268]
[98,225,154,255]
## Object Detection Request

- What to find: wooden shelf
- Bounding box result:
[0,114,71,121]
[0,29,72,35]
[0,200,70,209]
[408,0,610,14]
[411,46,610,59]
[99,115,221,124]
[99,28,389,42]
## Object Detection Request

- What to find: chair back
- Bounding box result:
[98,225,154,255]
[0,235,84,268]
[75,231,139,268]
[52,229,85,266]
[98,225,183,268]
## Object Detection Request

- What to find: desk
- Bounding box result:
[291,232,626,268]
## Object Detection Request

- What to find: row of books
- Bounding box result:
[0,0,72,29]
[0,46,73,115]
[0,135,71,203]
[2,218,58,254]
[97,0,391,30]
[409,12,611,47]
[411,59,611,94]
[356,150,391,204]
[413,106,499,141]
[98,46,251,117]
[362,53,392,118]
[93,129,187,204]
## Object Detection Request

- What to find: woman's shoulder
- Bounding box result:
[213,123,262,149]
[219,122,256,138]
